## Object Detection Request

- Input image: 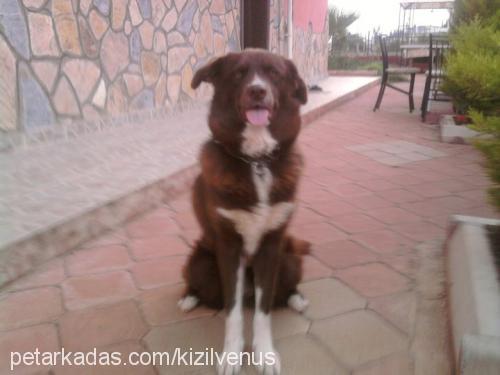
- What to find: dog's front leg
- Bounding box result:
[252,231,283,375]
[216,239,245,375]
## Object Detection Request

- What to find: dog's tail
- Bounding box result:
[285,236,311,255]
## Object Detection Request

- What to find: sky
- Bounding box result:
[327,0,452,36]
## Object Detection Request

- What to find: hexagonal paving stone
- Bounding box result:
[7,258,65,291]
[302,255,332,281]
[59,301,148,352]
[276,335,349,375]
[62,270,137,310]
[65,244,131,276]
[353,351,413,375]
[131,255,186,289]
[129,235,189,260]
[313,240,377,269]
[369,292,417,334]
[144,316,224,374]
[299,278,365,320]
[334,262,412,298]
[238,308,310,344]
[310,310,407,368]
[0,287,63,330]
[139,284,214,325]
[0,324,59,374]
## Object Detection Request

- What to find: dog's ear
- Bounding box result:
[285,59,307,104]
[191,56,225,89]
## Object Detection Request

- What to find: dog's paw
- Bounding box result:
[216,357,242,375]
[177,295,199,312]
[253,347,281,375]
[287,293,309,313]
[216,339,244,375]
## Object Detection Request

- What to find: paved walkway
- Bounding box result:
[0,76,377,285]
[1,76,498,374]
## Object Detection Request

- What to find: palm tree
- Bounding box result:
[328,6,359,55]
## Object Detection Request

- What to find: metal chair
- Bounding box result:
[421,34,451,121]
[373,36,419,112]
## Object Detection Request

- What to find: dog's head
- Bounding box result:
[192,49,307,157]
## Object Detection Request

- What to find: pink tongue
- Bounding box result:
[246,109,270,126]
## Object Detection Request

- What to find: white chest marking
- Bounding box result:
[217,164,294,257]
[241,125,277,157]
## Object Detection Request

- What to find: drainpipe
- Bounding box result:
[287,0,293,58]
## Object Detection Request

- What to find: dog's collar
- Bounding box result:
[212,138,279,168]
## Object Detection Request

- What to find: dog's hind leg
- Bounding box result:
[274,236,309,312]
[180,240,223,311]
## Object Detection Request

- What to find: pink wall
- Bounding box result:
[291,0,328,33]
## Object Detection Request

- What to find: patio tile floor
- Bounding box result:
[1,76,498,374]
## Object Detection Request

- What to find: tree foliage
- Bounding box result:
[328,7,359,55]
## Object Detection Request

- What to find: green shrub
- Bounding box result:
[453,0,500,26]
[474,138,500,208]
[470,111,500,209]
[444,10,500,211]
[470,110,500,136]
[441,19,500,114]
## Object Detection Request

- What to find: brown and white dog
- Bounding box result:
[178,49,310,374]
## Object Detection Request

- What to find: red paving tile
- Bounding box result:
[129,234,189,260]
[391,221,445,242]
[7,258,65,291]
[126,210,180,238]
[294,221,348,245]
[404,183,452,198]
[59,301,148,351]
[66,245,131,276]
[172,210,199,231]
[329,183,373,198]
[0,287,63,330]
[351,229,416,255]
[369,291,417,334]
[139,284,214,326]
[131,255,186,289]
[313,240,377,269]
[0,324,59,374]
[348,194,394,209]
[355,178,400,192]
[366,207,422,225]
[302,255,333,281]
[380,252,418,278]
[334,263,411,297]
[291,206,330,226]
[81,229,127,248]
[375,189,422,204]
[330,213,385,234]
[307,197,359,217]
[62,271,137,310]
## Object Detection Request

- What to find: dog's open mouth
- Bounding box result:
[245,106,271,127]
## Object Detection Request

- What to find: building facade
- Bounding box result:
[0,0,328,135]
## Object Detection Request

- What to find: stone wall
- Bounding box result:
[292,14,329,84]
[0,0,241,132]
[268,0,329,84]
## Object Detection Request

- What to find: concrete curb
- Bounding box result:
[446,215,500,374]
[302,78,381,125]
[440,115,482,144]
[0,78,378,288]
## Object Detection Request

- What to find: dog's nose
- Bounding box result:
[247,85,267,101]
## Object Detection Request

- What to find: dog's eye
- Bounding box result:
[233,68,247,81]
[266,66,280,80]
